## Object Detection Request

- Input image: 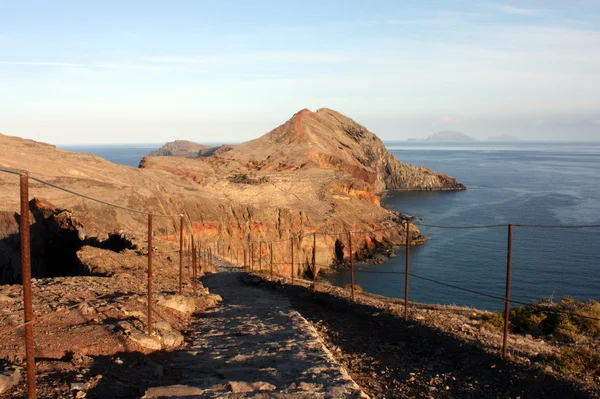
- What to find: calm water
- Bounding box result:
[331,142,600,310]
[61,141,600,310]
[59,144,162,167]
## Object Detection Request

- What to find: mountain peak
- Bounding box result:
[216,108,465,191]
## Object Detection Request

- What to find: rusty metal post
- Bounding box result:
[20,171,36,399]
[251,242,254,271]
[270,242,273,280]
[349,232,355,301]
[236,248,239,266]
[179,216,183,294]
[291,237,295,285]
[503,223,513,359]
[259,241,262,271]
[243,248,247,268]
[192,236,197,295]
[199,241,202,271]
[313,232,317,291]
[147,214,153,335]
[405,222,410,321]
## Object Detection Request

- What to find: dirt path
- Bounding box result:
[144,263,368,398]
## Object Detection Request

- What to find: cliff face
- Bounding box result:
[214,108,466,192]
[0,108,464,281]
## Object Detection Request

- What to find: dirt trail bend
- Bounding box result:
[145,262,368,399]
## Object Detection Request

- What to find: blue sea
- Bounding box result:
[60,141,600,310]
[60,144,164,167]
[334,142,600,310]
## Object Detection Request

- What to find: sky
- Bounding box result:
[1,0,599,144]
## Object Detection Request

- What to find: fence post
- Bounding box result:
[200,242,203,269]
[313,232,317,291]
[259,242,262,271]
[349,232,355,301]
[291,236,295,285]
[147,214,153,335]
[243,249,247,268]
[20,171,36,399]
[405,221,410,321]
[179,216,183,294]
[503,223,513,359]
[251,242,254,271]
[192,236,197,295]
[270,242,273,280]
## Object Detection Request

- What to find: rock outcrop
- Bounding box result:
[147,140,211,158]
[212,108,466,192]
[146,140,235,160]
[0,108,465,279]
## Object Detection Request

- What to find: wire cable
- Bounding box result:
[0,167,183,218]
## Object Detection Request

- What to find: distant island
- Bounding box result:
[147,140,235,158]
[488,135,518,141]
[426,131,473,141]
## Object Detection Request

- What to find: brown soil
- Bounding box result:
[0,238,217,399]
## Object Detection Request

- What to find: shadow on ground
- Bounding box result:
[276,282,598,399]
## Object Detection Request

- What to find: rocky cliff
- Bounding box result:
[211,108,466,192]
[0,109,464,281]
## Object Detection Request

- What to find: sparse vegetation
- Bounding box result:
[343,283,363,292]
[228,173,269,185]
[487,297,600,342]
[342,124,367,143]
[546,346,600,380]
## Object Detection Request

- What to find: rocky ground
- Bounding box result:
[0,239,221,398]
[244,273,600,399]
[144,262,368,398]
[1,251,598,399]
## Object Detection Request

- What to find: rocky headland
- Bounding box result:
[0,108,465,284]
[1,109,598,398]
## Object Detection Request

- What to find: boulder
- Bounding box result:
[226,381,276,393]
[144,385,204,398]
[0,368,20,394]
[196,294,222,309]
[128,330,162,351]
[157,295,196,313]
[160,331,184,348]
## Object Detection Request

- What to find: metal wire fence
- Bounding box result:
[1,166,599,398]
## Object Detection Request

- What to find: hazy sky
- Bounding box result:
[1,0,599,144]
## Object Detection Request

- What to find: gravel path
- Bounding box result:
[145,262,368,398]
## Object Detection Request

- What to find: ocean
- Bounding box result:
[59,141,600,310]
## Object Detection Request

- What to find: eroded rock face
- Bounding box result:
[0,108,463,279]
[0,198,86,284]
[214,108,466,192]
